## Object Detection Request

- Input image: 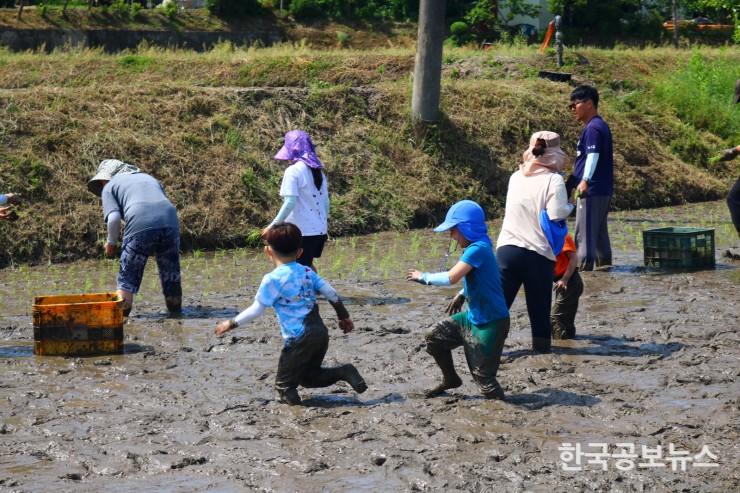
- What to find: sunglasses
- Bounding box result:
[569,100,586,111]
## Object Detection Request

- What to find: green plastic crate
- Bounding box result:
[642,227,715,270]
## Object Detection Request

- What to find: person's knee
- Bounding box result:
[424,321,450,352]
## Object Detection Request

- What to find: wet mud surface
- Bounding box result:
[1,202,739,492]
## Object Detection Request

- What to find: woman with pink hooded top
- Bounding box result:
[496,131,573,354]
[269,130,330,271]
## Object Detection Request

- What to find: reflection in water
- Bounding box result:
[131,306,239,320]
[339,296,411,306]
[0,345,33,358]
[506,387,601,410]
[302,392,405,408]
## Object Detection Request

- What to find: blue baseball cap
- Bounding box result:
[434,200,491,245]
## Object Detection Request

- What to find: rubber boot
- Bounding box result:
[165,296,182,314]
[424,349,462,397]
[481,380,505,400]
[278,388,302,406]
[336,364,368,394]
[551,318,568,340]
[532,337,551,354]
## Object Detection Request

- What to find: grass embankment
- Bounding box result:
[0,44,738,266]
[0,8,416,49]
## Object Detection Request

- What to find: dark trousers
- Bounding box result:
[496,245,555,343]
[551,270,584,340]
[297,234,328,268]
[728,177,740,234]
[575,195,612,270]
[118,227,181,297]
[274,306,344,392]
[425,315,510,397]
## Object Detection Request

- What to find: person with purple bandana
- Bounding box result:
[407,200,510,400]
[567,85,614,271]
[270,130,329,271]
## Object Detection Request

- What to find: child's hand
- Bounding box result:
[215,320,235,336]
[554,279,568,293]
[338,318,354,333]
[406,269,423,283]
[445,293,465,315]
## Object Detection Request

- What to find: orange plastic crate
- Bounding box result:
[32,293,124,356]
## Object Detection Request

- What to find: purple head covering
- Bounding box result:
[274,130,324,169]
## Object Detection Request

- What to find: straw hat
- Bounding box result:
[87,159,141,196]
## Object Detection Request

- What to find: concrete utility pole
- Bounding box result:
[411,0,446,122]
[672,0,679,48]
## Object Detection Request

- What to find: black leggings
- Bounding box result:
[496,245,555,341]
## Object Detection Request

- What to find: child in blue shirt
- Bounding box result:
[408,200,510,400]
[215,222,367,405]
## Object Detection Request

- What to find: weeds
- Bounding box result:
[0,45,737,267]
[652,51,740,144]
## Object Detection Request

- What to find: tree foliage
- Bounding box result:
[548,0,738,44]
[206,0,263,18]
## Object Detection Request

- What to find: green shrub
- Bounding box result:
[290,0,322,19]
[118,54,154,72]
[206,0,262,18]
[653,52,740,144]
[336,31,350,47]
[110,0,130,17]
[161,0,179,19]
[130,2,143,19]
[449,21,469,46]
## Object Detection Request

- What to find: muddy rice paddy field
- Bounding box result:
[1,201,739,492]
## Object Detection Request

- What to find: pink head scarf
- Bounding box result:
[520,130,568,176]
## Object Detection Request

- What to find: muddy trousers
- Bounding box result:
[575,195,612,271]
[425,313,510,398]
[497,245,554,353]
[551,271,584,340]
[275,306,364,403]
[728,177,740,235]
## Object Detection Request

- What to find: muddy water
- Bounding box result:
[1,202,738,492]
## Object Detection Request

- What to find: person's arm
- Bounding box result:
[547,176,574,220]
[215,300,267,336]
[317,281,353,333]
[406,260,474,286]
[719,145,740,162]
[0,193,20,206]
[106,211,122,245]
[578,153,599,195]
[555,251,578,291]
[270,195,297,226]
[582,152,600,183]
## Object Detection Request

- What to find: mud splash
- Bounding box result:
[0,201,738,491]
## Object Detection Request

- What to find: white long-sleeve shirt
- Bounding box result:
[497,171,573,261]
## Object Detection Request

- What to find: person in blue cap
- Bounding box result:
[407,200,510,399]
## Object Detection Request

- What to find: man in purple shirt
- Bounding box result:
[567,85,614,271]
